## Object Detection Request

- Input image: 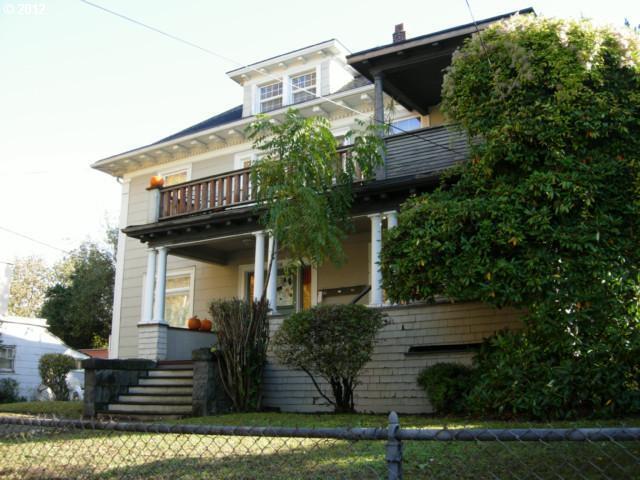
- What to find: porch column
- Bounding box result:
[152,246,168,323]
[374,72,386,180]
[142,248,157,323]
[266,235,278,314]
[253,231,265,301]
[369,213,383,306]
[386,210,398,229]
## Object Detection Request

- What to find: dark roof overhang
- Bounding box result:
[346,8,534,114]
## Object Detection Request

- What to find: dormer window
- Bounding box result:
[291,71,317,104]
[259,81,283,113]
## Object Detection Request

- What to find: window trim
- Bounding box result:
[140,267,195,329]
[252,64,322,115]
[290,70,317,104]
[258,80,284,113]
[158,165,192,186]
[164,268,196,328]
[0,345,16,374]
[389,116,422,135]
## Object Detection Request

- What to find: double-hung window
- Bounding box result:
[291,71,317,104]
[259,81,283,113]
[0,345,16,373]
[164,270,195,328]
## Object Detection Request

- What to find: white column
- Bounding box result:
[266,235,278,313]
[142,248,157,323]
[369,213,383,305]
[386,210,398,229]
[152,246,168,323]
[253,231,265,301]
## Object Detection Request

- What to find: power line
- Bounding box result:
[464,0,493,68]
[79,0,467,159]
[0,226,71,254]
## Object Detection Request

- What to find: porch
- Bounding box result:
[132,214,399,362]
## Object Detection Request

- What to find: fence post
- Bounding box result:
[386,411,403,480]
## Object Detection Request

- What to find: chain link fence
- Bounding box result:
[1,414,639,479]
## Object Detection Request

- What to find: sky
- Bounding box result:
[1,0,638,266]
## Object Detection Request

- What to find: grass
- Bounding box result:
[0,401,82,418]
[1,405,639,479]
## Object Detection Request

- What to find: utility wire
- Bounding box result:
[0,226,71,254]
[79,0,467,158]
[464,0,493,68]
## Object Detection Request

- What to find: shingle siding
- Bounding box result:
[385,126,469,180]
[262,302,522,414]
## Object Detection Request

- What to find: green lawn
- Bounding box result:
[1,404,638,479]
[0,401,82,418]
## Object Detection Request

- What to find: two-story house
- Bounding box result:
[90,10,531,416]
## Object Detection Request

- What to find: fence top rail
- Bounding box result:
[1,416,639,442]
[0,416,387,440]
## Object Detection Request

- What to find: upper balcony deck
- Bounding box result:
[155,125,468,221]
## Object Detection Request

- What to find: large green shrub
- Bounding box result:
[0,378,22,403]
[380,16,640,418]
[38,354,76,401]
[417,363,475,415]
[209,298,270,412]
[272,304,386,413]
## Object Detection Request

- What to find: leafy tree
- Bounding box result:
[247,109,384,269]
[8,256,58,317]
[272,304,386,413]
[41,241,114,349]
[381,16,640,418]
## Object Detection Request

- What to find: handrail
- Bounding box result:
[158,167,253,220]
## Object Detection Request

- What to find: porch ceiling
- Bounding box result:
[170,234,254,265]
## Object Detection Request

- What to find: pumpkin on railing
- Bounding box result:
[149,175,165,189]
[199,319,212,332]
[187,315,201,330]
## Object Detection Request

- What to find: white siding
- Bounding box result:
[0,317,88,400]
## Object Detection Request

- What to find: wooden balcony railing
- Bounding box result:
[159,167,252,220]
[156,127,462,221]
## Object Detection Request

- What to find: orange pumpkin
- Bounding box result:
[187,316,201,330]
[199,319,212,332]
[149,175,165,189]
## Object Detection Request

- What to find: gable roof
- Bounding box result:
[154,105,243,145]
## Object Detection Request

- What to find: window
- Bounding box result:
[390,117,421,135]
[243,265,313,312]
[162,168,189,186]
[0,345,16,373]
[164,271,194,328]
[291,71,317,104]
[259,81,283,113]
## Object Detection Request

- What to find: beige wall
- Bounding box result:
[117,157,243,359]
[263,302,523,414]
[317,232,369,305]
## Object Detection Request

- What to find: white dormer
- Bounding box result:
[227,39,356,117]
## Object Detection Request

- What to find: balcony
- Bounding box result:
[156,125,468,221]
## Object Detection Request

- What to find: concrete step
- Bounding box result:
[138,377,193,386]
[118,394,192,404]
[147,369,193,378]
[128,385,192,395]
[107,402,192,414]
[156,362,193,370]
